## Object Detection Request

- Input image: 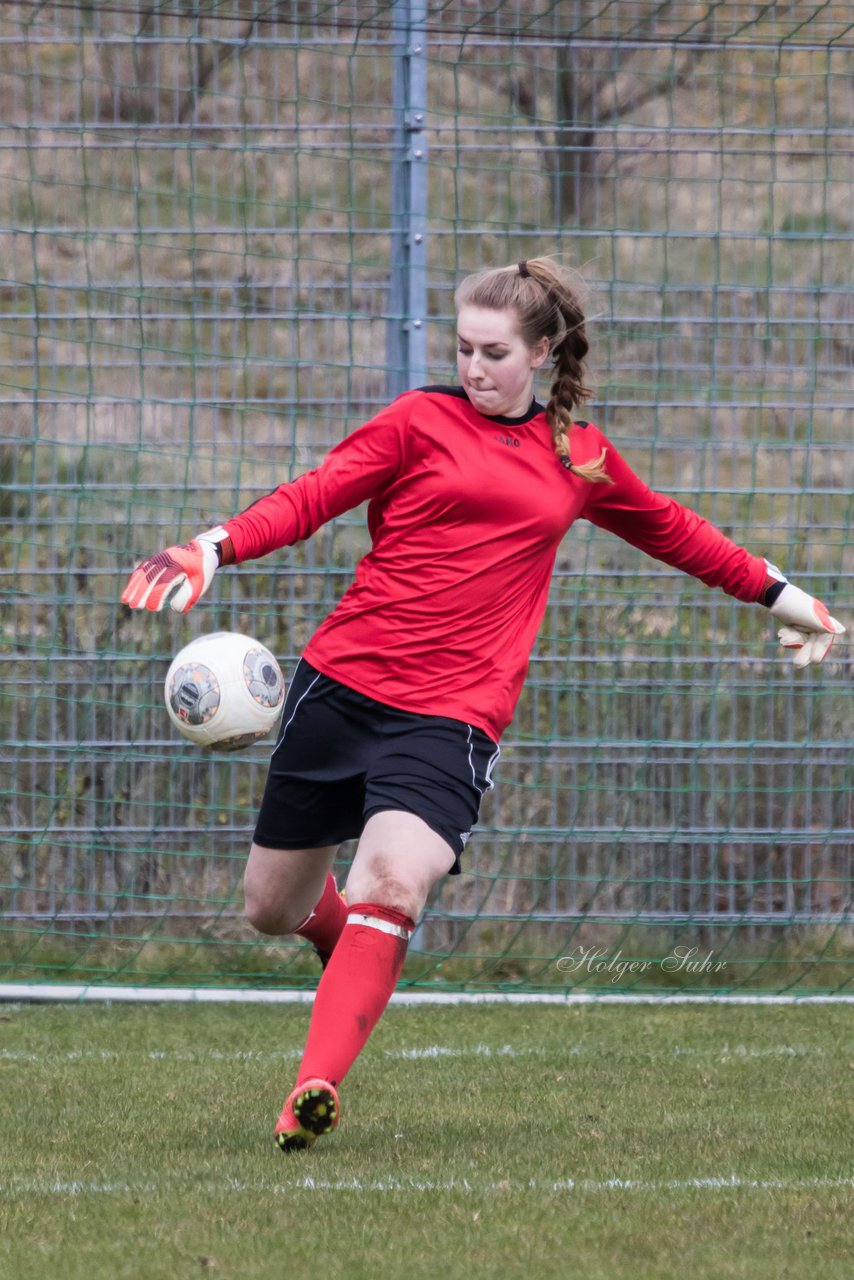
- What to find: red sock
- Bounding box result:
[295,901,415,1088]
[293,873,347,956]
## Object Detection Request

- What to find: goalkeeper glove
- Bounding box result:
[121,526,233,614]
[763,561,846,668]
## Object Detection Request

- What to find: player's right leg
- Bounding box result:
[243,841,337,937]
[243,842,346,967]
[244,659,364,959]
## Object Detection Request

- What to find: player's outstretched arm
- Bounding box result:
[762,561,846,668]
[121,526,235,613]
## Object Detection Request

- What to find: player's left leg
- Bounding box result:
[346,807,456,920]
[275,811,454,1152]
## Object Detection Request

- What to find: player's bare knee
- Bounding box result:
[243,889,301,936]
[351,855,422,918]
[243,896,278,935]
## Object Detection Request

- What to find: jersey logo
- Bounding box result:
[494,434,521,448]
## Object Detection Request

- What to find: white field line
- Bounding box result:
[0,1174,851,1198]
[1,983,853,1005]
[0,1042,843,1064]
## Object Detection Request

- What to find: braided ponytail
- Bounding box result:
[454,257,611,485]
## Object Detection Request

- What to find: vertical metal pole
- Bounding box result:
[387,2,430,953]
[386,0,428,400]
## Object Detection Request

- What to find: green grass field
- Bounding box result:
[1,1000,851,1280]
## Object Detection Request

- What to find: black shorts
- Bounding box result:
[253,660,501,872]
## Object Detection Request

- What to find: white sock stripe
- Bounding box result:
[347,912,413,940]
[293,908,316,934]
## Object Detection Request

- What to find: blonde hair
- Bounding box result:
[454,258,611,484]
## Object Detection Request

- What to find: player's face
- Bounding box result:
[456,305,550,419]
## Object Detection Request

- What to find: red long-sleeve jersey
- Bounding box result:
[224,387,768,741]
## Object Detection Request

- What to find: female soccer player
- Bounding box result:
[122,257,846,1152]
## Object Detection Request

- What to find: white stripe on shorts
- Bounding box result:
[466,725,501,796]
[273,668,322,751]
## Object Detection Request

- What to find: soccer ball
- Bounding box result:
[164,631,285,751]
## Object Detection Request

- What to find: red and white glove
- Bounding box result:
[764,561,846,668]
[121,526,232,614]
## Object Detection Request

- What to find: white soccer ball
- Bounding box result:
[164,631,285,751]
